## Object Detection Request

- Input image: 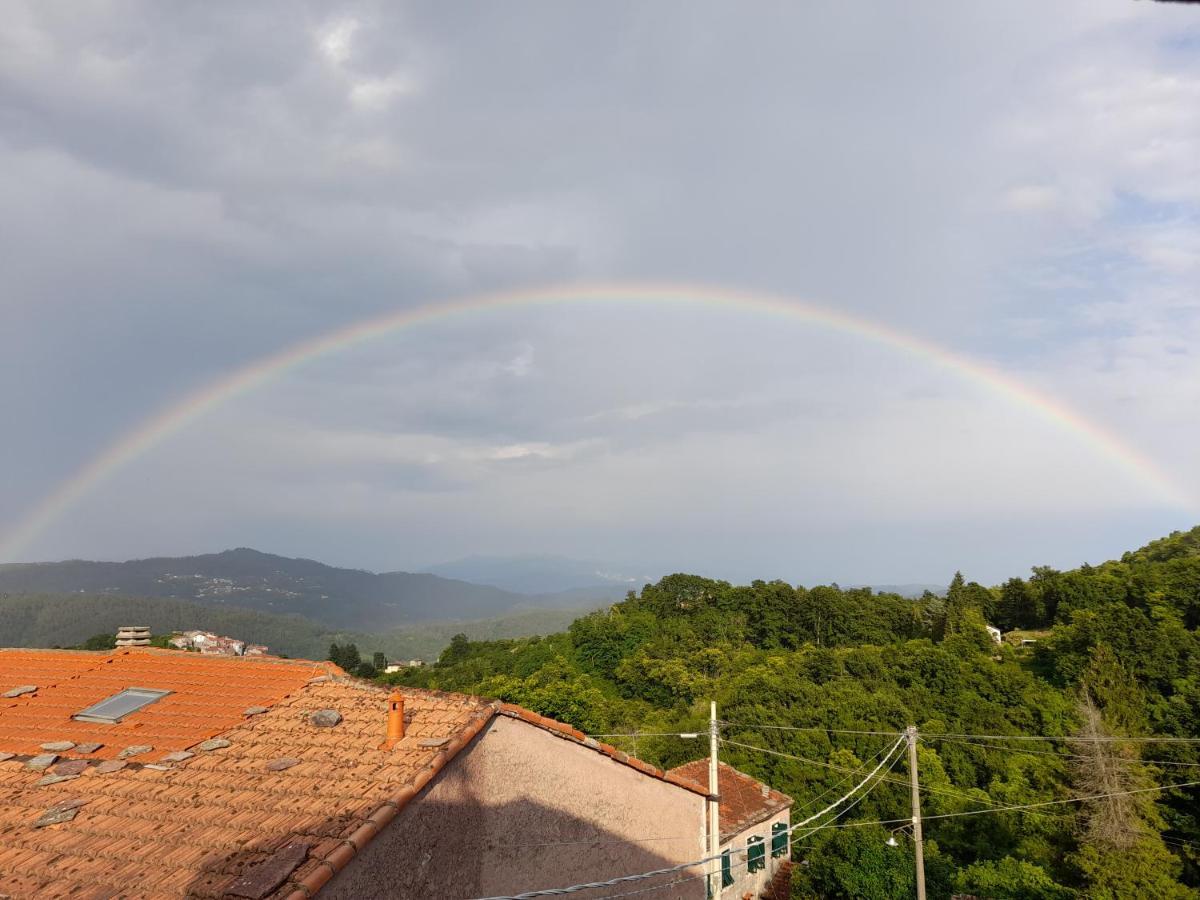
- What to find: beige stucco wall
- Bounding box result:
[323,715,708,899]
[719,807,791,899]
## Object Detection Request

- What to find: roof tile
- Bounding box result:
[665,760,793,841]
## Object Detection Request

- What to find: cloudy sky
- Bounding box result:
[2,1,1198,585]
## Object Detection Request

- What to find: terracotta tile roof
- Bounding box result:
[0,648,492,899]
[0,648,705,899]
[0,649,330,761]
[666,760,793,842]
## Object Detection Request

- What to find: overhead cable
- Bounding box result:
[930,735,1200,768]
[723,738,983,804]
[920,731,1200,744]
[721,720,902,737]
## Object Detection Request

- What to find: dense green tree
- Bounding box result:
[386,528,1200,898]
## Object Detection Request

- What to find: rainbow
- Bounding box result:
[1,282,1190,561]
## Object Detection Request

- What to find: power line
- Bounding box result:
[930,735,1200,769]
[920,731,1200,744]
[791,740,906,845]
[723,738,984,805]
[593,850,757,900]
[813,778,1200,831]
[721,720,902,737]
[787,736,907,832]
[585,731,705,738]
[790,739,897,818]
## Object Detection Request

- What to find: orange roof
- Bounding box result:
[0,648,706,899]
[667,760,793,842]
[0,649,326,761]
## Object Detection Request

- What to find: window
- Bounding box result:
[771,822,788,858]
[747,835,766,873]
[73,688,170,724]
[721,849,734,888]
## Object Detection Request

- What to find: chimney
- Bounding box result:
[384,690,405,749]
[115,626,151,647]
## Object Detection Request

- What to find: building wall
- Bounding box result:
[719,807,791,899]
[324,715,709,899]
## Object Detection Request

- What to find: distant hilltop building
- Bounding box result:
[383,659,425,673]
[166,629,267,657]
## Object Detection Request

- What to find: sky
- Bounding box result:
[2,1,1198,586]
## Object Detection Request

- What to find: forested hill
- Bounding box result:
[0,548,615,629]
[394,527,1200,899]
[0,591,594,663]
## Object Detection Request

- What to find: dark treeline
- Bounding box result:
[395,527,1200,899]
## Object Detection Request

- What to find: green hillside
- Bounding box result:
[394,527,1200,899]
[0,592,599,662]
[0,548,609,629]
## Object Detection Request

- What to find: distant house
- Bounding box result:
[382,659,424,674]
[0,646,790,898]
[167,629,267,657]
[985,625,1002,644]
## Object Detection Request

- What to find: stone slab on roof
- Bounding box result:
[666,760,793,842]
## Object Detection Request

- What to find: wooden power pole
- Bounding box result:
[905,725,926,900]
[709,701,721,898]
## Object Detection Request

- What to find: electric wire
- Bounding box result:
[723,738,985,805]
[788,738,897,818]
[720,720,902,737]
[792,777,1200,831]
[929,734,1200,769]
[789,739,907,845]
[919,731,1200,744]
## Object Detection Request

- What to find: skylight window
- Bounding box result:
[73,688,171,724]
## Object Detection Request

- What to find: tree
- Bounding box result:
[1067,656,1191,898]
[373,651,387,671]
[439,633,472,666]
[997,577,1039,631]
[327,641,361,672]
[953,858,1072,900]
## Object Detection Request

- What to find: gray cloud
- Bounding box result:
[2,0,1198,583]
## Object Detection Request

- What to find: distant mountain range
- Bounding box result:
[0,548,624,630]
[422,554,657,595]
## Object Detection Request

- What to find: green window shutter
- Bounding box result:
[721,849,734,888]
[771,822,788,857]
[747,835,766,873]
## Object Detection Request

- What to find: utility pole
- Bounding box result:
[708,700,721,898]
[905,725,926,900]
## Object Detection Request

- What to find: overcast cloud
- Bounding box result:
[2,1,1198,585]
